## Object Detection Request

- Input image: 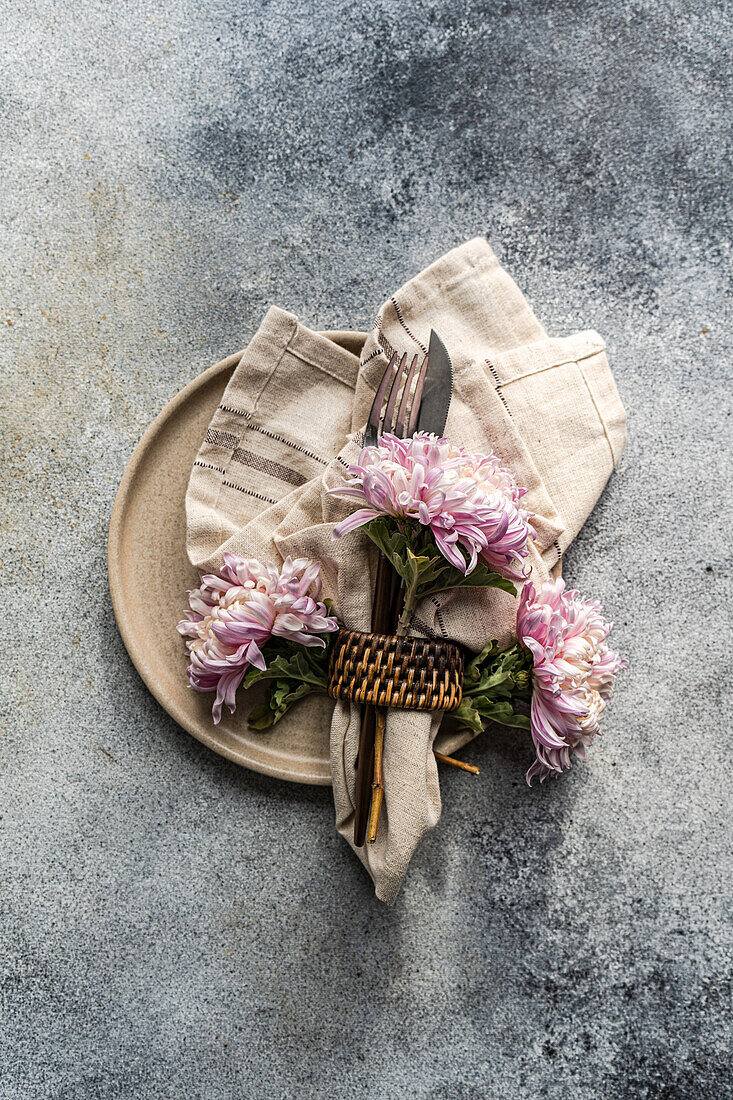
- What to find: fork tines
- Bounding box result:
[365,350,430,446]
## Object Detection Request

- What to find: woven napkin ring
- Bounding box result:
[328,629,464,712]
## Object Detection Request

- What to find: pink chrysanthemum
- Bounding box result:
[517,579,625,785]
[177,554,338,724]
[329,432,535,579]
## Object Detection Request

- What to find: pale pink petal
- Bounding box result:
[518,579,624,783]
[327,431,534,578]
[332,508,380,539]
[179,554,339,722]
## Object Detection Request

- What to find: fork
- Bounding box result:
[364,349,429,447]
[353,348,430,847]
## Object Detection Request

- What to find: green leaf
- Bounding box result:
[243,635,334,732]
[362,517,412,584]
[417,564,517,602]
[452,697,485,733]
[243,646,330,693]
[455,640,533,735]
[248,677,320,729]
[473,700,531,730]
[364,515,517,607]
[465,640,502,676]
[247,702,278,730]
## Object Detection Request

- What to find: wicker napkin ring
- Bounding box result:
[328,629,463,712]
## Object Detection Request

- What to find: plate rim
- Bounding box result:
[107,333,366,786]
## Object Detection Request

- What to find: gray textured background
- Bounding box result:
[2,1,732,1097]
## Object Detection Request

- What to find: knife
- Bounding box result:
[415,330,453,437]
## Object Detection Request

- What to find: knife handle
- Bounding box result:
[353,706,376,847]
[354,554,394,846]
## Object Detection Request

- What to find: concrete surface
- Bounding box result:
[2,1,732,1097]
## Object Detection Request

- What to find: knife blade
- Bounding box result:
[415,330,453,436]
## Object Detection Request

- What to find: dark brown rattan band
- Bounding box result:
[328,629,463,712]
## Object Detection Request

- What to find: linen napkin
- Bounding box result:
[185,239,626,903]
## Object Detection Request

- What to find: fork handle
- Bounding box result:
[353,554,394,846]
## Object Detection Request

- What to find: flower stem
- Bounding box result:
[368,569,425,841]
[367,708,386,843]
[434,750,480,775]
[396,578,419,636]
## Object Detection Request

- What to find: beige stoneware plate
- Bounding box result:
[108,331,472,785]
